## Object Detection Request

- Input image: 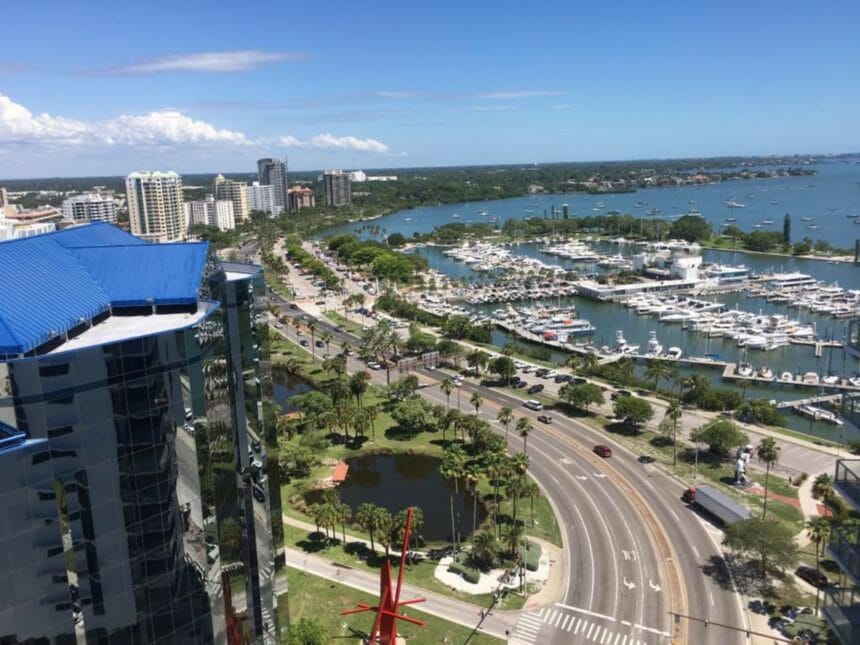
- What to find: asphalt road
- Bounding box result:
[269,292,748,645]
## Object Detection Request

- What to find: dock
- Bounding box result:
[775,394,844,410]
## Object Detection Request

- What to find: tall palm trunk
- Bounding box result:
[762,462,771,519]
[450,493,457,551]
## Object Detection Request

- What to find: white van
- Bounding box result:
[524,400,543,411]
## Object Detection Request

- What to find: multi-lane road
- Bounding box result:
[266,288,751,645]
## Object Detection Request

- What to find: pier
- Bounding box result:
[775,394,844,410]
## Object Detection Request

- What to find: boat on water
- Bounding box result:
[761,219,774,225]
[769,200,779,205]
[614,330,639,354]
[452,213,459,218]
[665,347,683,360]
[403,217,413,222]
[758,366,774,380]
[725,200,746,208]
[645,331,663,356]
[801,217,813,221]
[779,371,794,382]
[796,404,843,426]
[807,225,819,230]
[737,362,754,378]
[725,217,737,222]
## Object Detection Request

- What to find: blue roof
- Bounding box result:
[0,223,209,356]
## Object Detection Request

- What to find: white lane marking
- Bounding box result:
[622,577,637,590]
[600,626,609,643]
[668,508,680,522]
[553,610,564,627]
[709,590,715,607]
[592,472,607,478]
[586,623,596,639]
[634,622,672,637]
[561,614,571,630]
[648,578,662,592]
[555,602,616,622]
[574,618,583,634]
[691,545,700,559]
[621,635,628,645]
[549,474,561,485]
[614,633,622,645]
[537,607,545,618]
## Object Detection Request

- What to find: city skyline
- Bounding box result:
[1,0,859,177]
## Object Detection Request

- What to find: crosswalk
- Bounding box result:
[510,606,666,644]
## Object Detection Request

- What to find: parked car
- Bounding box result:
[252,485,266,503]
[300,339,309,347]
[527,384,544,395]
[535,368,550,378]
[554,374,573,383]
[573,377,588,385]
[611,389,633,401]
[367,361,382,370]
[593,445,612,458]
[795,566,828,589]
[513,380,527,389]
[315,340,325,348]
[537,414,552,423]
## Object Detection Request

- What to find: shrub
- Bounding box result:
[524,541,541,572]
[448,554,481,584]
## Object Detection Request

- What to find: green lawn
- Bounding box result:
[279,567,502,643]
[283,524,528,611]
[323,310,366,335]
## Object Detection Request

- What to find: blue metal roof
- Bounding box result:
[69,243,209,307]
[0,223,209,356]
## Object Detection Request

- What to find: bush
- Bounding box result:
[524,541,542,572]
[448,554,481,584]
[791,472,808,487]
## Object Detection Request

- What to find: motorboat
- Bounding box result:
[822,374,840,385]
[801,372,820,385]
[645,331,663,356]
[666,347,683,360]
[758,366,774,380]
[797,405,843,426]
[614,330,639,354]
[779,371,794,382]
[725,200,746,208]
[737,363,754,378]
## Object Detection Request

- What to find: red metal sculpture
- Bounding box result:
[341,507,427,643]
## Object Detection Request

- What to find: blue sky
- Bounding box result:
[1,0,858,178]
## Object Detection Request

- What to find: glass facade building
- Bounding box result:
[0,226,282,644]
[827,459,860,644]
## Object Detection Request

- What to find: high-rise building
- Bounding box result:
[287,186,316,213]
[829,460,860,643]
[248,182,276,216]
[214,175,250,223]
[0,223,283,644]
[125,171,184,242]
[0,187,8,209]
[184,195,236,231]
[256,158,288,213]
[323,170,351,207]
[62,193,118,224]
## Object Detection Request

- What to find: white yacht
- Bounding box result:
[645,331,663,356]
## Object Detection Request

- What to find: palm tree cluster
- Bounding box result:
[354,502,425,557]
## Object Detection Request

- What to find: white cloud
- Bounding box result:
[476,90,566,100]
[110,50,306,74]
[279,132,390,153]
[0,94,249,147]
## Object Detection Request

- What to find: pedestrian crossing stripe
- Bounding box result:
[515,607,667,644]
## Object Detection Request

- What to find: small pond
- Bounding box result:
[309,453,487,543]
[273,368,312,412]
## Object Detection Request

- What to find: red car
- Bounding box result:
[593,445,612,458]
[795,566,828,589]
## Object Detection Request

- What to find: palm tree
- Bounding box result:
[644,358,670,392]
[812,473,835,502]
[757,437,781,519]
[470,391,483,417]
[665,398,683,466]
[440,378,454,409]
[471,531,499,571]
[467,350,489,378]
[307,321,317,360]
[349,370,370,407]
[805,517,831,615]
[337,502,352,543]
[580,351,599,374]
[321,331,333,356]
[465,462,482,547]
[366,403,379,439]
[564,354,580,374]
[520,479,540,528]
[497,406,514,444]
[501,523,525,557]
[484,451,506,533]
[516,417,532,455]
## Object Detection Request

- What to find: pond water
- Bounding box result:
[308,453,486,543]
[273,368,312,412]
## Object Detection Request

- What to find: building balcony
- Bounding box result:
[835,460,860,513]
[831,524,860,585]
[822,585,860,645]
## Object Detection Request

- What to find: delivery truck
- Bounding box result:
[681,485,751,525]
